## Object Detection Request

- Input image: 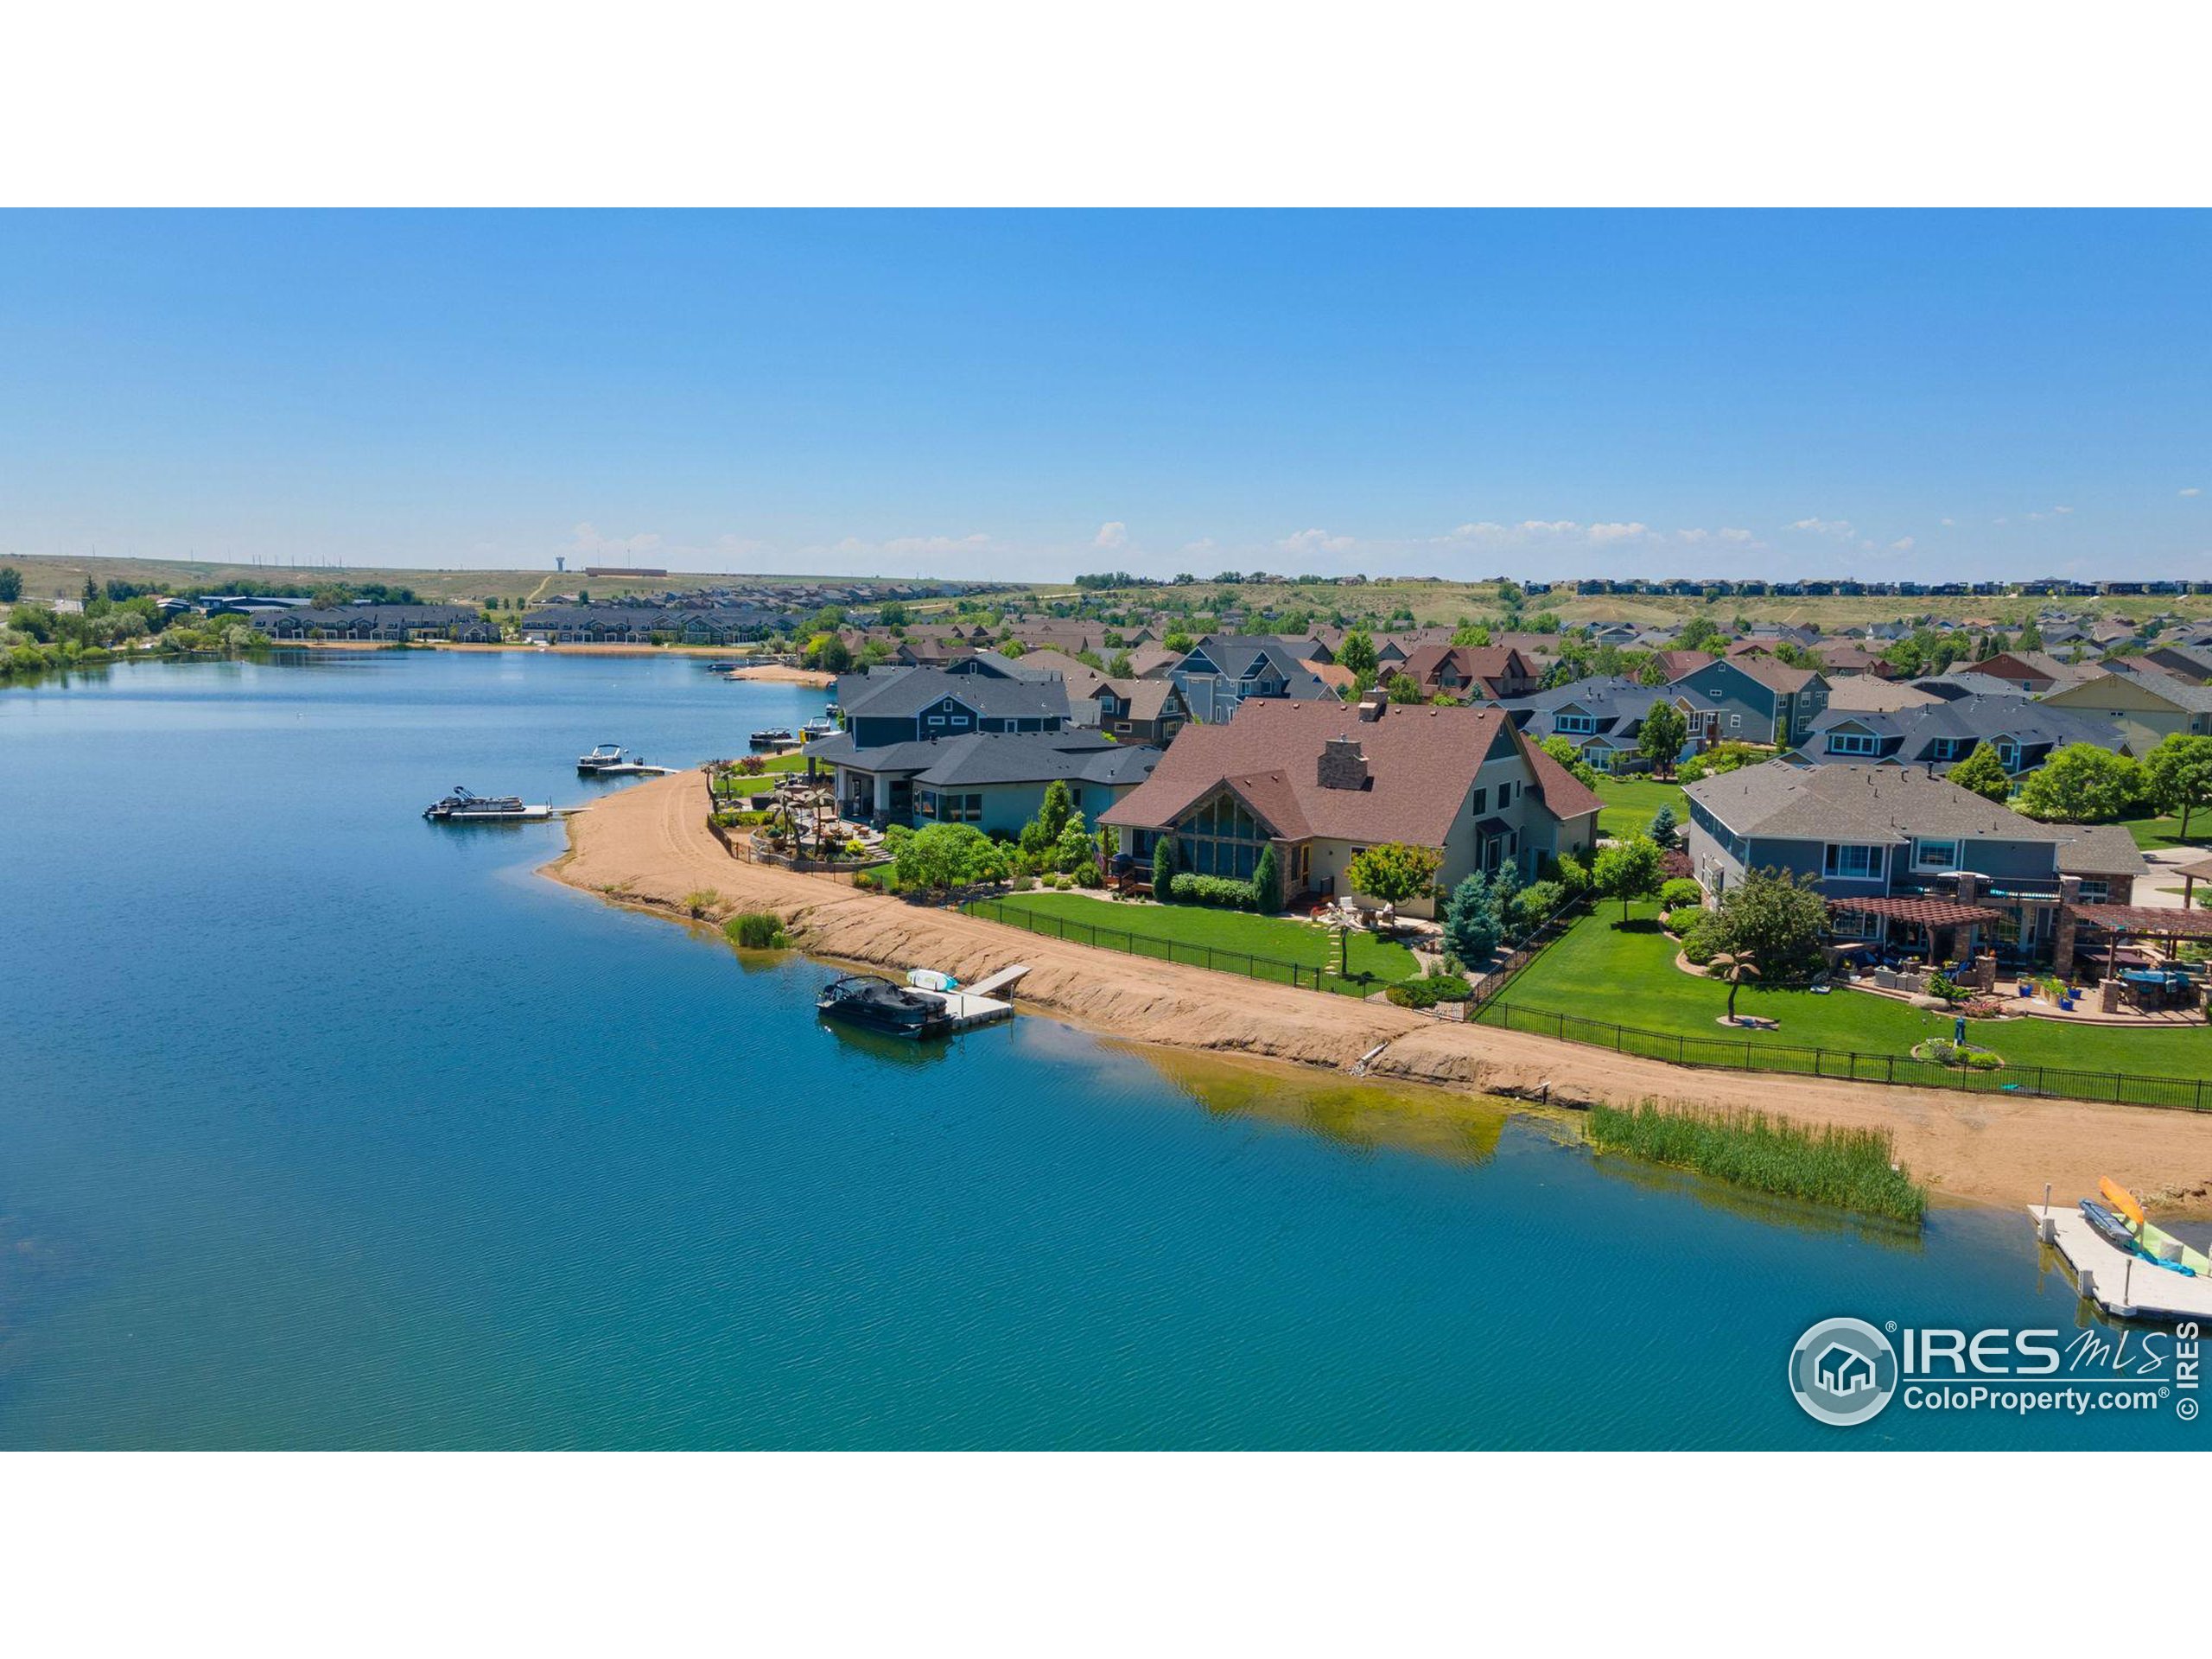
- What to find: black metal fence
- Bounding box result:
[1473,1000,2212,1111]
[963,897,1381,995]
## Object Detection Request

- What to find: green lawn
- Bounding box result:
[965,890,1419,994]
[1481,900,2210,1078]
[710,753,816,798]
[2116,810,2209,852]
[1591,775,1690,840]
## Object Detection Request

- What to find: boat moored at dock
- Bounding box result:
[816,966,1024,1040]
[423,786,554,823]
[750,727,797,749]
[576,743,626,772]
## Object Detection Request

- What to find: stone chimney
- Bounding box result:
[1318,736,1369,791]
[1357,695,1386,723]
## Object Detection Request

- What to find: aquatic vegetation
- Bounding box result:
[1586,1101,1926,1224]
[724,912,789,949]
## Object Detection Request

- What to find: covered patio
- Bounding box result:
[1826,894,2005,966]
[2063,903,2212,1015]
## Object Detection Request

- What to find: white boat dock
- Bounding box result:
[2028,1205,2212,1322]
[587,762,677,777]
[903,963,1027,1033]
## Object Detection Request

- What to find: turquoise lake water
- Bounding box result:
[0,651,2197,1449]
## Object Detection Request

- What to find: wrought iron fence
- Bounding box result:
[1472,1000,2212,1111]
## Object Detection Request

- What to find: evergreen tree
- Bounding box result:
[1443,871,1501,965]
[1250,842,1281,912]
[1149,833,1179,899]
[1646,804,1678,849]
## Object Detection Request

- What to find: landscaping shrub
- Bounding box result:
[1386,969,1473,1009]
[1011,874,1037,891]
[1172,874,1256,909]
[1587,1102,1925,1223]
[1679,916,1720,966]
[724,912,788,949]
[1920,1039,2002,1070]
[850,870,880,892]
[1659,877,1704,910]
[1074,862,1103,888]
[1510,880,1567,933]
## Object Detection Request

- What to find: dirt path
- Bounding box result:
[544,771,2212,1214]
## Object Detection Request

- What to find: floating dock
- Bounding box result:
[585,762,677,777]
[908,986,1015,1032]
[908,963,1028,1032]
[2029,1205,2212,1322]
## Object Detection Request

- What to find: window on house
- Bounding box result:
[927,715,946,728]
[1471,788,1488,815]
[1826,732,1881,756]
[1913,839,1960,871]
[1823,844,1884,880]
[1729,713,1742,729]
[2077,879,2109,904]
[1554,714,1596,734]
[1498,781,1514,807]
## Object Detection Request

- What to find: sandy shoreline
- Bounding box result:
[543,770,2212,1215]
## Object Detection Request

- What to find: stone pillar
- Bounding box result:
[2053,877,2082,977]
[2100,979,2123,1014]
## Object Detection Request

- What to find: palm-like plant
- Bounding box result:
[1713,948,1761,1024]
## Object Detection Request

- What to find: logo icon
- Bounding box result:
[1789,1318,1898,1426]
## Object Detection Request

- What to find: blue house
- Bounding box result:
[1668,655,1828,748]
[1170,635,1335,723]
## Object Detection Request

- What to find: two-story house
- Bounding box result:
[1169,635,1335,724]
[1394,644,1541,702]
[1496,675,1721,772]
[1099,696,1601,916]
[1668,656,1828,748]
[1684,760,2145,968]
[1796,696,2130,779]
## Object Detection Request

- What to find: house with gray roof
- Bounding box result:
[1170,635,1334,723]
[1496,676,1721,772]
[1796,696,2130,779]
[1684,760,2145,965]
[804,727,1160,835]
[828,666,1072,748]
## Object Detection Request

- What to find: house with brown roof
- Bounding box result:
[1099,697,1601,915]
[1395,644,1540,702]
[1957,650,2094,696]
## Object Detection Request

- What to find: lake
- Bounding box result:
[0,650,2191,1448]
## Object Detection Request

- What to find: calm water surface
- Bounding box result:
[0,652,2190,1448]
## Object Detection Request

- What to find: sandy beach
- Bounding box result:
[545,769,2212,1213]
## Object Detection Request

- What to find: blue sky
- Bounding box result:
[1,210,2205,582]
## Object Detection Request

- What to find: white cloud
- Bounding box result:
[1941,517,1956,527]
[1276,527,1357,555]
[1787,517,1854,538]
[1719,527,1755,543]
[1092,520,1128,551]
[1675,528,1710,544]
[1587,521,1653,543]
[1890,537,1916,551]
[563,521,665,557]
[2183,487,2202,498]
[2053,505,2073,515]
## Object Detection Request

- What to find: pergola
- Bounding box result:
[2065,903,2212,948]
[2173,855,2212,910]
[1827,895,2005,961]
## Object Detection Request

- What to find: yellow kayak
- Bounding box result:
[2100,1179,2145,1230]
